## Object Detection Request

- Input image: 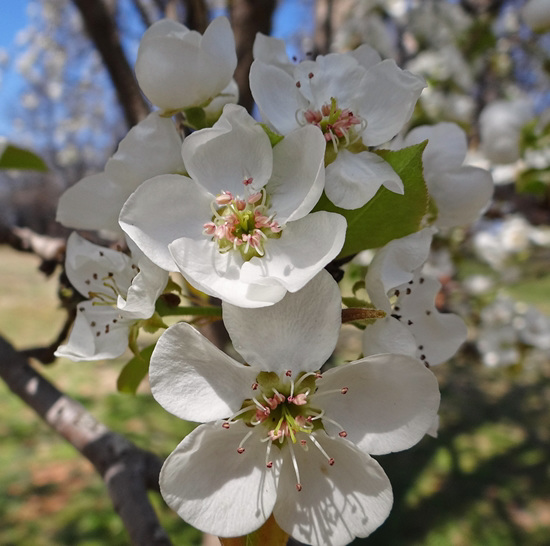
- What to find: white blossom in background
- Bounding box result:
[55,233,168,361]
[150,271,440,545]
[250,35,425,209]
[479,98,535,164]
[56,112,184,235]
[120,104,346,308]
[472,215,550,270]
[135,17,237,112]
[363,229,468,367]
[522,0,550,32]
[396,122,493,228]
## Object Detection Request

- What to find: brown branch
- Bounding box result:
[0,335,172,546]
[71,0,150,127]
[229,0,277,112]
[184,0,209,32]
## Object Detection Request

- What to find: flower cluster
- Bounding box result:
[54,16,493,546]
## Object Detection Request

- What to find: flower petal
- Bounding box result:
[325,150,403,209]
[274,431,393,546]
[268,125,326,222]
[358,60,425,146]
[169,237,288,308]
[56,112,183,233]
[150,322,258,422]
[313,354,440,455]
[239,211,346,293]
[249,60,303,135]
[389,273,468,366]
[54,302,131,361]
[182,104,273,196]
[119,174,212,271]
[160,421,280,537]
[362,316,418,358]
[222,270,341,375]
[365,228,434,311]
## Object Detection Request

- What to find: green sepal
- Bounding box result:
[183,107,208,130]
[259,123,284,147]
[341,296,370,308]
[141,312,168,334]
[314,142,429,257]
[0,144,48,171]
[117,344,155,394]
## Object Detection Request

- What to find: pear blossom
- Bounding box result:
[120,104,346,308]
[55,233,168,361]
[250,35,425,209]
[363,229,467,366]
[135,17,237,112]
[479,98,534,164]
[150,271,440,545]
[397,122,493,228]
[522,0,550,32]
[56,112,184,235]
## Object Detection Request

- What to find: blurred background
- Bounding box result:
[1,0,549,544]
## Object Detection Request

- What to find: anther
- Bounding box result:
[308,72,314,79]
[237,447,245,454]
[296,81,301,88]
[251,382,258,390]
[339,431,347,438]
[222,422,230,429]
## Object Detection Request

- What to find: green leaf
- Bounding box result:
[117,344,155,394]
[314,142,429,258]
[0,144,48,171]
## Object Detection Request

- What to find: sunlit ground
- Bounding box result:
[1,246,549,545]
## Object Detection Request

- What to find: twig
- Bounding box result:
[0,335,172,546]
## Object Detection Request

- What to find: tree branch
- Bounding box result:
[0,335,172,546]
[71,0,150,127]
[229,0,277,112]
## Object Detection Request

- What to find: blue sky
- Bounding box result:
[0,0,31,137]
[0,0,312,140]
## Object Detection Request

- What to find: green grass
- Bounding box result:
[2,246,550,545]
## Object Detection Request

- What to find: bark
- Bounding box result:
[229,0,277,112]
[72,0,150,127]
[0,335,172,546]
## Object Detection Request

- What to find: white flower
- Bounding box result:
[398,122,493,228]
[522,0,550,32]
[120,104,346,308]
[150,271,440,545]
[363,229,468,366]
[250,35,425,209]
[55,233,168,361]
[56,112,184,235]
[135,17,237,112]
[479,98,534,164]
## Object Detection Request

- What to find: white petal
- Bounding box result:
[169,237,288,308]
[325,150,403,209]
[252,33,292,73]
[365,228,434,311]
[293,54,364,109]
[160,421,279,537]
[119,174,212,271]
[117,253,168,317]
[313,354,440,455]
[135,17,236,110]
[150,322,258,422]
[182,104,273,196]
[274,431,393,546]
[223,270,341,375]
[358,60,425,146]
[428,166,493,228]
[55,302,131,361]
[404,122,468,171]
[56,173,122,233]
[64,233,133,297]
[362,316,418,358]
[391,274,468,366]
[268,125,326,222]
[240,211,347,293]
[249,60,303,135]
